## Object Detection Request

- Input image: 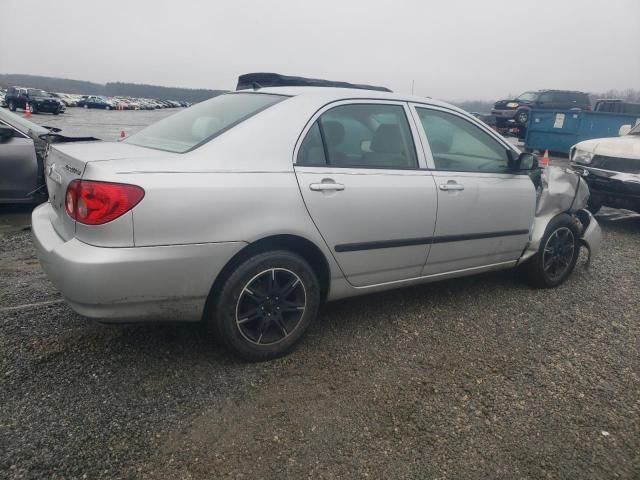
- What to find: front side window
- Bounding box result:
[538,93,553,103]
[125,93,286,153]
[297,103,417,169]
[416,108,511,173]
[517,92,538,102]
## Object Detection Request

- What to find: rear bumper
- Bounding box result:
[32,203,246,322]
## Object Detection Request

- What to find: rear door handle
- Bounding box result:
[309,182,345,192]
[439,183,464,191]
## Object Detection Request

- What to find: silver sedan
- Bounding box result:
[32,86,601,360]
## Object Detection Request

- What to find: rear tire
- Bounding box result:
[522,214,580,288]
[207,250,320,361]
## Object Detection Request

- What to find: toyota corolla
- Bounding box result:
[32,77,601,361]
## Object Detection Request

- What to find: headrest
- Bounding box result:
[371,124,404,154]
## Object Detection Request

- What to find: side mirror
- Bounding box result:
[509,151,538,171]
[619,124,631,136]
[0,125,15,142]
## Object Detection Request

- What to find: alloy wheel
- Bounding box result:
[542,227,575,282]
[235,268,306,345]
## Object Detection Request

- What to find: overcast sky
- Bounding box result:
[1,0,639,100]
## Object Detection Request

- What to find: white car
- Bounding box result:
[570,123,640,213]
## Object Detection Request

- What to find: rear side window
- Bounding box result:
[297,103,417,169]
[297,122,326,166]
[551,92,569,103]
[125,93,286,153]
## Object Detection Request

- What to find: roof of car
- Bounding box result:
[536,89,589,94]
[237,86,466,114]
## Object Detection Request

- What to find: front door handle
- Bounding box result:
[439,183,464,191]
[309,182,345,192]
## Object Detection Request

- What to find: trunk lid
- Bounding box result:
[44,140,174,240]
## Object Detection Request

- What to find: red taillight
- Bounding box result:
[65,180,145,225]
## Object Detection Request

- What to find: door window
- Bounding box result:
[538,93,553,103]
[551,92,569,104]
[297,122,327,166]
[415,107,511,173]
[297,104,417,169]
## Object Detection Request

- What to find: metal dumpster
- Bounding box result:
[524,109,640,154]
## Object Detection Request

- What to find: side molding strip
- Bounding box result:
[335,229,529,252]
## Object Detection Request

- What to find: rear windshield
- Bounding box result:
[124,92,286,153]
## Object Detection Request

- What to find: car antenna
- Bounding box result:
[252,82,263,91]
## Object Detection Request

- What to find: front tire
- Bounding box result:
[516,109,529,125]
[8,100,16,112]
[208,250,320,361]
[522,214,580,288]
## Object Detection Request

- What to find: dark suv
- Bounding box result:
[594,99,640,114]
[5,87,63,115]
[492,90,591,133]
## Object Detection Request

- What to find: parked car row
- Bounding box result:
[0,86,192,114]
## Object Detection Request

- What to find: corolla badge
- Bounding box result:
[64,164,82,176]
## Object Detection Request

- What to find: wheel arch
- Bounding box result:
[203,234,332,320]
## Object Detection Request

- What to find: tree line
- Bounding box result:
[0,74,226,102]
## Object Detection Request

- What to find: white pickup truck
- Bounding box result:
[570,123,640,213]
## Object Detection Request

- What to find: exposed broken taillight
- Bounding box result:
[65,180,145,225]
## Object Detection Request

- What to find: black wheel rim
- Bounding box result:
[543,227,575,281]
[235,268,306,346]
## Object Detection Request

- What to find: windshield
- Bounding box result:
[516,91,538,101]
[0,107,49,136]
[28,89,50,97]
[629,123,640,135]
[124,92,286,153]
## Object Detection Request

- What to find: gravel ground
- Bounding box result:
[1,109,639,479]
[1,210,638,479]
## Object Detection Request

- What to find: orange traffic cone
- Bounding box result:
[540,149,550,167]
[24,102,31,118]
